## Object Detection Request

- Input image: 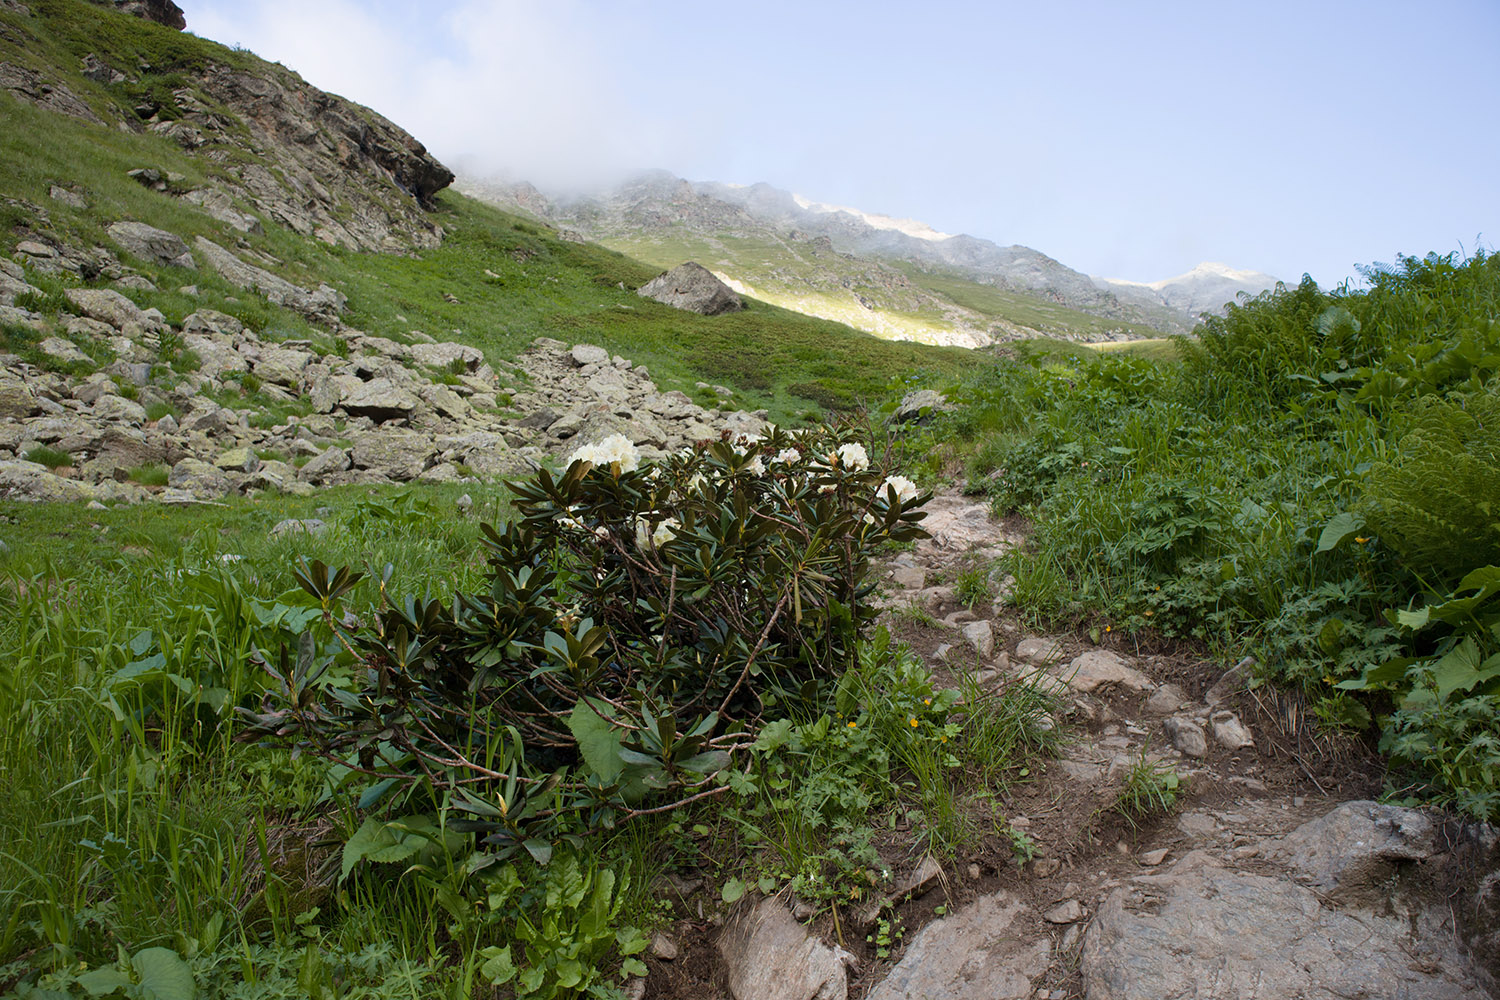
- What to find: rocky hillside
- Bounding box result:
[461,171,1279,346]
[0,0,978,505]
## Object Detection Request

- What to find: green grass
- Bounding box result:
[22,446,72,469]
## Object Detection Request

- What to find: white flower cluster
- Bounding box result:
[567,433,641,474]
[835,442,869,471]
[773,448,801,465]
[745,455,766,476]
[879,474,918,504]
[633,516,680,550]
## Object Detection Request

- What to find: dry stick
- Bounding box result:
[621,783,732,818]
[717,591,792,717]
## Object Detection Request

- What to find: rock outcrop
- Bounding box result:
[87,0,186,30]
[638,261,744,316]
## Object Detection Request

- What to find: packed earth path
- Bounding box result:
[641,488,1499,1000]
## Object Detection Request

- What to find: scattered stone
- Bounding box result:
[637,261,744,315]
[1043,899,1085,924]
[49,185,87,208]
[960,620,995,659]
[1203,656,1254,706]
[1210,710,1254,751]
[214,447,259,473]
[866,891,1049,1000]
[1139,848,1170,866]
[570,343,611,367]
[717,898,849,1000]
[650,932,678,961]
[891,565,926,590]
[1014,636,1065,666]
[39,337,91,364]
[1163,716,1208,758]
[1061,650,1155,693]
[167,457,229,497]
[1142,683,1188,716]
[892,389,952,423]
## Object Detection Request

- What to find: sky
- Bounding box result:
[187,0,1499,287]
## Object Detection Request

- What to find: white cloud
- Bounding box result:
[189,0,674,188]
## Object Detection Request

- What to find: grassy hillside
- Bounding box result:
[0,2,973,424]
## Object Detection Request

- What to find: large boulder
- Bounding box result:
[866,890,1050,1000]
[717,898,849,1000]
[105,221,195,268]
[637,262,744,316]
[351,428,435,479]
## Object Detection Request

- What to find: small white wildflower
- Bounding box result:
[836,442,869,471]
[593,526,610,541]
[633,518,651,550]
[773,447,800,465]
[862,512,876,525]
[818,483,837,495]
[219,553,244,564]
[879,474,918,504]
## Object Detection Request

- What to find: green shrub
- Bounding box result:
[127,463,169,486]
[240,424,932,863]
[1360,388,1500,582]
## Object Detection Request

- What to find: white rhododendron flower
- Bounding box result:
[652,518,680,547]
[633,516,680,550]
[746,456,766,476]
[836,442,869,471]
[773,448,800,465]
[734,431,764,447]
[862,512,877,525]
[879,475,918,504]
[568,433,641,474]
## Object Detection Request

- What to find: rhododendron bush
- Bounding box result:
[240,422,930,857]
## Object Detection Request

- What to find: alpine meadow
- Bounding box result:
[1,1,1497,998]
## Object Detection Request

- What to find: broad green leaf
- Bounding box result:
[77,967,132,996]
[341,816,421,880]
[721,877,746,904]
[568,699,624,783]
[132,947,196,1000]
[1316,511,1362,553]
[678,750,731,775]
[479,945,516,985]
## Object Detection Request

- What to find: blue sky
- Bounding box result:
[189,1,1498,287]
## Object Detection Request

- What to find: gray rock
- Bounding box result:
[39,337,91,364]
[214,447,260,473]
[1142,683,1188,716]
[409,341,483,370]
[181,309,245,338]
[569,343,611,367]
[167,458,230,497]
[717,898,849,1000]
[63,288,152,332]
[1210,710,1254,751]
[1204,656,1253,706]
[1272,800,1435,892]
[1081,853,1483,1000]
[180,188,262,234]
[891,565,927,590]
[92,394,147,424]
[49,185,88,208]
[106,221,195,268]
[893,389,952,423]
[193,238,346,324]
[252,347,313,387]
[351,429,436,479]
[1061,650,1154,693]
[0,460,96,502]
[1163,716,1208,758]
[961,620,995,659]
[638,262,744,316]
[0,375,39,419]
[296,446,351,482]
[1043,898,1085,924]
[1014,636,1066,666]
[340,378,419,421]
[867,891,1049,1000]
[650,932,678,961]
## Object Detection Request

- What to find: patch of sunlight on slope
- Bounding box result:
[712,273,989,349]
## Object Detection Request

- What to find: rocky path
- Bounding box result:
[648,490,1498,1000]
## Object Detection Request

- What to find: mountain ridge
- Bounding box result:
[459,170,1279,347]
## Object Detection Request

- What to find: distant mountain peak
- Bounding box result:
[789,194,954,243]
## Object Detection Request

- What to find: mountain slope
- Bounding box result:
[461,171,1275,346]
[0,0,972,432]
[1096,262,1281,317]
